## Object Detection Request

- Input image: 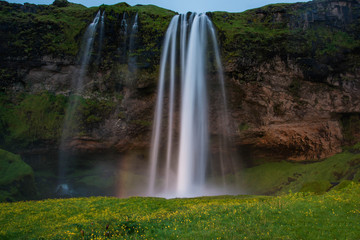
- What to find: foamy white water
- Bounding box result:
[148,13,239,198]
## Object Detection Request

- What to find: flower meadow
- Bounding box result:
[0,182,359,239]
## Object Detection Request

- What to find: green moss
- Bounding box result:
[98,3,174,66]
[299,181,332,194]
[0,1,95,57]
[131,119,152,127]
[0,149,36,202]
[79,97,116,130]
[238,122,250,132]
[344,142,360,152]
[0,149,33,185]
[299,27,360,58]
[331,180,355,191]
[0,92,66,149]
[240,151,360,195]
[211,5,291,62]
[0,91,118,149]
[210,2,360,80]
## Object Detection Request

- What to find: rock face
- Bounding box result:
[212,0,360,161]
[226,57,360,161]
[0,0,360,162]
[239,121,343,161]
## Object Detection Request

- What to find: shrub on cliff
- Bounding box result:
[52,0,69,8]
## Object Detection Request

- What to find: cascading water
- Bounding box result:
[57,11,102,194]
[128,13,138,74]
[120,12,128,59]
[121,12,128,34]
[74,10,101,90]
[148,13,238,198]
[96,11,105,64]
[131,13,138,32]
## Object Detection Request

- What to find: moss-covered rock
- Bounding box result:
[240,150,360,195]
[211,1,360,83]
[0,91,120,151]
[0,1,92,58]
[299,181,332,194]
[0,92,67,150]
[0,149,36,202]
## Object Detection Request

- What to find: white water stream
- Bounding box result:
[148,13,238,198]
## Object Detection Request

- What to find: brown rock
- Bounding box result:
[227,56,360,161]
[238,121,343,161]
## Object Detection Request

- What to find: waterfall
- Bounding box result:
[74,10,101,90]
[148,13,238,198]
[96,11,105,64]
[132,13,138,31]
[57,10,102,193]
[128,13,138,74]
[121,12,128,34]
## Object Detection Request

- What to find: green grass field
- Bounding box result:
[0,182,359,239]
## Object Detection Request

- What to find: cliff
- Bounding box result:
[0,0,360,163]
[212,0,360,161]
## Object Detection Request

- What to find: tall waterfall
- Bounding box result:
[148,13,237,198]
[57,10,102,192]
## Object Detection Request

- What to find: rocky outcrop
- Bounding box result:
[239,121,343,161]
[214,0,360,161]
[226,55,360,161]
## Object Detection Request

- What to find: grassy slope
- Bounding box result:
[240,151,360,195]
[0,182,359,239]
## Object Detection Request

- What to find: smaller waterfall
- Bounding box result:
[75,10,101,90]
[121,12,128,35]
[128,13,138,75]
[132,13,138,32]
[120,12,128,61]
[57,10,102,192]
[96,11,105,64]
